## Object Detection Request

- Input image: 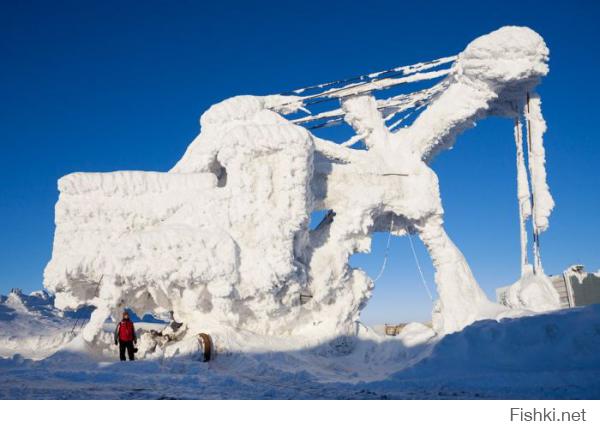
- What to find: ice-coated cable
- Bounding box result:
[408,234,434,301]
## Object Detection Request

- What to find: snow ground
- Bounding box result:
[0,292,598,399]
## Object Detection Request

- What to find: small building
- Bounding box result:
[384,323,406,336]
[496,265,600,309]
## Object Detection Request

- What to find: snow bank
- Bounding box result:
[394,305,600,376]
[44,26,556,353]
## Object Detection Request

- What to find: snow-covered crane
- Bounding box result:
[44,26,560,355]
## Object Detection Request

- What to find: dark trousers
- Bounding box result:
[119,340,135,361]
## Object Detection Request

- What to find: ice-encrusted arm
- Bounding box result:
[312,136,362,164]
[341,94,391,150]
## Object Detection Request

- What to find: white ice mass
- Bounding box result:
[43,26,561,356]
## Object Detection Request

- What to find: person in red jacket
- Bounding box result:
[114,311,137,361]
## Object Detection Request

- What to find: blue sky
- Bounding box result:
[1,0,599,324]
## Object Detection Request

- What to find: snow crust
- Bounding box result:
[44,26,559,354]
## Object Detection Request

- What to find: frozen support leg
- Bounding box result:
[416,215,491,335]
[82,276,122,343]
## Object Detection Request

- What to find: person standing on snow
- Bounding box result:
[114,311,137,361]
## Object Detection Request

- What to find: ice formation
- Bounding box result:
[503,265,560,312]
[44,26,560,351]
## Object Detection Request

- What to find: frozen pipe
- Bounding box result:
[289,55,456,95]
[277,68,451,112]
[316,69,449,103]
[292,82,445,127]
[514,115,531,275]
[524,109,541,274]
[524,92,554,273]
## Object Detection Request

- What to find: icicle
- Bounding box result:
[525,92,554,233]
[514,114,531,275]
[524,92,554,273]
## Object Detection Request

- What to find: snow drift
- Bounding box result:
[44,26,559,354]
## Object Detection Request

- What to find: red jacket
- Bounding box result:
[115,320,136,342]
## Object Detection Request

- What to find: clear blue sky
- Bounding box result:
[1,0,599,324]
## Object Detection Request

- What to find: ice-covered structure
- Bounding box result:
[44,26,559,349]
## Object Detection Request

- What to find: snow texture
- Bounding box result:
[43,26,559,355]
